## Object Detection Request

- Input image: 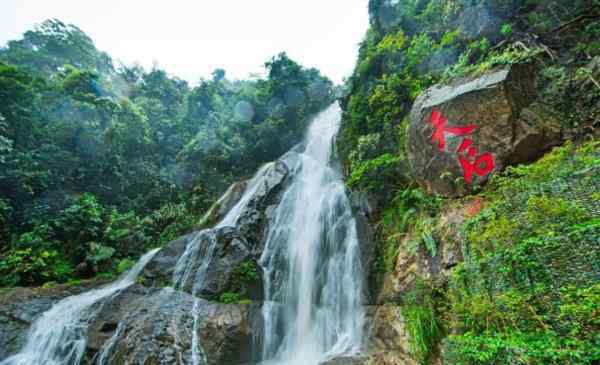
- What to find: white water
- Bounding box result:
[172,161,276,294]
[0,248,160,365]
[2,104,365,365]
[94,321,124,365]
[258,103,365,365]
[171,161,280,365]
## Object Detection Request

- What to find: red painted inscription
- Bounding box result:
[428,109,496,184]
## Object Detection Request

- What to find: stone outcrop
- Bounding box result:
[377,202,469,303]
[0,280,109,360]
[90,287,254,365]
[365,305,418,365]
[143,227,257,300]
[142,156,293,299]
[408,64,561,196]
[350,190,378,304]
[324,306,419,365]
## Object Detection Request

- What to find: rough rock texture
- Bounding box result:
[324,306,419,365]
[143,227,256,299]
[408,64,561,196]
[199,181,248,228]
[350,190,378,304]
[95,288,254,365]
[197,227,257,300]
[0,280,108,361]
[322,356,369,365]
[142,232,196,287]
[142,157,293,298]
[86,284,151,355]
[234,159,291,253]
[364,305,418,365]
[378,202,470,303]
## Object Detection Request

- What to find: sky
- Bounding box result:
[0,0,370,84]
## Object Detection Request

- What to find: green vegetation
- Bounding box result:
[375,187,442,273]
[339,0,599,200]
[338,1,599,364]
[0,19,333,287]
[216,260,260,303]
[443,141,599,365]
[218,292,242,304]
[402,280,444,364]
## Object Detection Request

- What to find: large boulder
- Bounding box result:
[142,157,293,300]
[94,288,254,365]
[143,227,259,300]
[408,64,561,196]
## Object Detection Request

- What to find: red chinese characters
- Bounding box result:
[428,109,495,184]
[429,109,476,151]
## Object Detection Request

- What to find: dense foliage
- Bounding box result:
[337,0,599,364]
[0,19,334,287]
[444,141,599,364]
[339,0,599,197]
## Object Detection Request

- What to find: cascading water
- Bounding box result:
[1,103,364,365]
[170,162,280,365]
[0,248,159,365]
[172,162,276,293]
[258,103,365,365]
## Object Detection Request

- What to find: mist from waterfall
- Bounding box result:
[258,103,365,365]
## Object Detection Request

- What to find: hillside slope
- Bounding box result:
[337,0,599,364]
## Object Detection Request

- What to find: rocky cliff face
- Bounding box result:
[0,153,296,364]
[0,127,393,365]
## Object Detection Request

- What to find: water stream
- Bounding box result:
[2,103,365,365]
[0,248,160,365]
[258,103,365,365]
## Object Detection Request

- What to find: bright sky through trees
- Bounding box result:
[0,0,369,84]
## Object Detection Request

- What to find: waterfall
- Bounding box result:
[0,248,160,365]
[172,161,276,294]
[1,103,365,365]
[169,161,280,365]
[258,103,365,365]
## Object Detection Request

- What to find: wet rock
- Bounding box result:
[0,280,108,361]
[143,227,257,300]
[198,227,257,300]
[350,190,377,304]
[199,181,248,228]
[142,232,196,287]
[142,156,293,299]
[234,159,291,253]
[408,64,560,197]
[96,288,254,365]
[86,284,151,354]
